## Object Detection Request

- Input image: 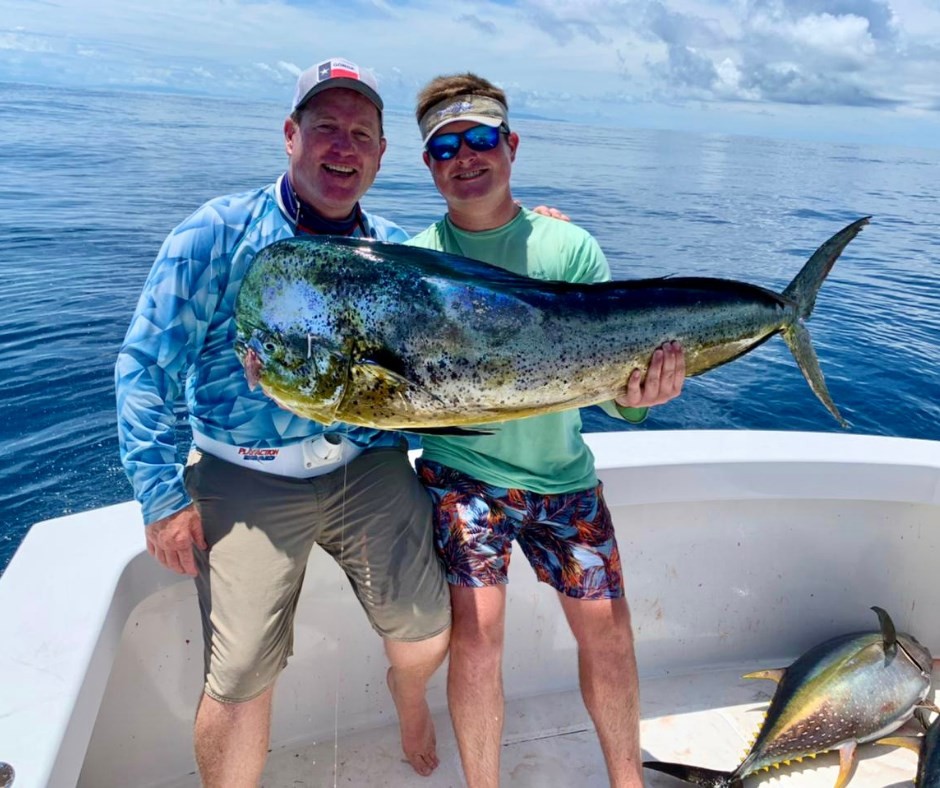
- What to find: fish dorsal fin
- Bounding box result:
[871,606,898,665]
[742,668,786,684]
[317,235,548,292]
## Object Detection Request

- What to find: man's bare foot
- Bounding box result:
[386,666,439,776]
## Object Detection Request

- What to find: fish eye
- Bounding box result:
[263,341,277,353]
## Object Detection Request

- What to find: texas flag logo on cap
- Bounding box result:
[317,58,360,83]
[292,56,383,112]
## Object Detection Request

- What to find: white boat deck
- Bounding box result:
[161,668,928,788]
[2,430,939,787]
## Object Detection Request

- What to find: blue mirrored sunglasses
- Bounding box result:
[425,123,509,161]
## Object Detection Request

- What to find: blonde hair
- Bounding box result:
[415,73,508,126]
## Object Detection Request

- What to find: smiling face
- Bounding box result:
[285,88,386,220]
[423,119,519,230]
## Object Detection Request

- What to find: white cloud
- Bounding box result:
[0,31,56,53]
[1,0,939,145]
[770,12,877,62]
[276,61,302,77]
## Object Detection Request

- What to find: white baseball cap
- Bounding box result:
[292,57,383,113]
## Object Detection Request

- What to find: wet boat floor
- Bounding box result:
[163,665,928,787]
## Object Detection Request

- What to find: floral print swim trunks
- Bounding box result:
[417,459,624,600]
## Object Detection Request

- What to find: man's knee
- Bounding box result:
[198,683,274,717]
[204,647,286,703]
[362,562,451,642]
[564,593,631,635]
[575,613,635,659]
[450,614,503,664]
[371,599,451,643]
[385,627,450,673]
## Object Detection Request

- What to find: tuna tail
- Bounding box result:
[643,761,743,788]
[780,216,870,428]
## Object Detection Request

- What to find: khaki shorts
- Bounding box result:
[185,446,450,703]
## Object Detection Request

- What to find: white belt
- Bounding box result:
[191,430,363,479]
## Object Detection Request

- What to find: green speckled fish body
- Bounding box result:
[234,218,868,429]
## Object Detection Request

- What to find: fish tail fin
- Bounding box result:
[777,216,869,429]
[643,761,741,787]
[782,217,870,319]
[782,322,848,428]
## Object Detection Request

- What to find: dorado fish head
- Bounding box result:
[234,327,349,425]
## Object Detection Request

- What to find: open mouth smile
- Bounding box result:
[323,163,356,177]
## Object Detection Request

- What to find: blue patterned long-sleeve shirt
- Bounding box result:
[115,179,408,525]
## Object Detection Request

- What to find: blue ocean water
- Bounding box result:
[1,82,939,573]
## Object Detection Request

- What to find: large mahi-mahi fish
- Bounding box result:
[644,607,935,788]
[233,218,869,430]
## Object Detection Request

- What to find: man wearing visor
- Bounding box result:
[116,57,450,785]
[407,73,686,788]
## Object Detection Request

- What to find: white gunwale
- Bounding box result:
[1,429,938,787]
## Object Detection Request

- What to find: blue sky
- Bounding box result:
[4,0,940,148]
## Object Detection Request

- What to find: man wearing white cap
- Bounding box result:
[116,57,449,785]
[408,72,686,788]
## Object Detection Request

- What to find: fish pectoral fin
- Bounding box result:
[833,741,858,788]
[873,735,923,753]
[349,355,486,431]
[356,359,417,384]
[352,360,446,407]
[399,426,494,436]
[742,668,786,683]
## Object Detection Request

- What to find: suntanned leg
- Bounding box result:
[448,584,507,788]
[559,594,643,788]
[385,628,451,776]
[194,685,274,788]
